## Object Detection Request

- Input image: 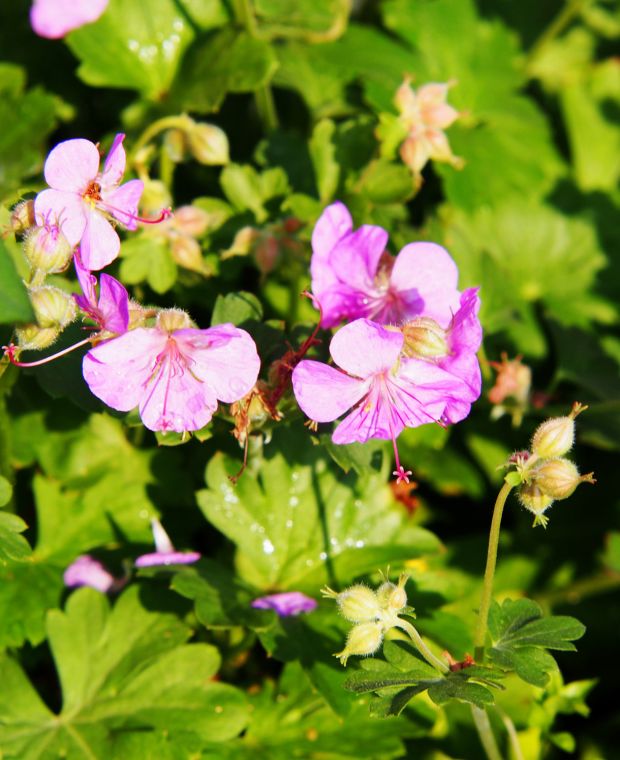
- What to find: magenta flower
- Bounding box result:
[83,309,261,432]
[34,134,147,271]
[310,202,461,328]
[64,555,117,593]
[292,319,471,482]
[135,519,200,568]
[74,252,129,335]
[251,592,318,616]
[30,0,109,39]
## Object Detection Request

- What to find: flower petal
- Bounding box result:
[43,138,99,192]
[83,327,167,412]
[101,179,144,230]
[31,0,108,38]
[251,592,317,616]
[310,201,353,293]
[98,274,129,333]
[101,134,126,189]
[390,242,461,327]
[34,189,87,247]
[329,225,388,293]
[292,360,369,422]
[64,555,115,592]
[135,551,201,567]
[138,352,218,432]
[330,319,403,378]
[174,325,260,403]
[80,209,120,270]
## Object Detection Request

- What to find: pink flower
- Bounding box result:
[395,79,462,178]
[310,202,461,328]
[34,134,146,271]
[64,555,118,593]
[292,319,471,482]
[73,252,129,335]
[251,592,318,616]
[30,0,109,39]
[135,519,200,568]
[83,309,261,432]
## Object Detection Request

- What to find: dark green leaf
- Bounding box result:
[0,239,34,324]
[211,291,263,326]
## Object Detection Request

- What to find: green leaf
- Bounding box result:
[488,598,585,687]
[0,64,61,200]
[0,239,35,324]
[66,0,197,98]
[254,0,351,40]
[220,163,289,222]
[196,428,440,590]
[211,291,263,326]
[0,512,31,563]
[171,28,278,113]
[561,59,620,192]
[0,476,12,508]
[119,236,177,294]
[309,119,340,204]
[0,587,249,758]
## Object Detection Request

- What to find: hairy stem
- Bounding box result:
[395,618,449,673]
[474,481,513,661]
[471,706,504,760]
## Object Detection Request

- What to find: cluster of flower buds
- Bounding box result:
[322,572,412,665]
[508,403,595,527]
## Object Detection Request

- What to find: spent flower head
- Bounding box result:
[322,572,412,665]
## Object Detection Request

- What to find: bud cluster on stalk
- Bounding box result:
[508,403,595,527]
[321,572,412,665]
[7,201,78,352]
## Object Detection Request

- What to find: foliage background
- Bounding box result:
[0,0,619,757]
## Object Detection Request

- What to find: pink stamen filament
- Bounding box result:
[3,337,93,367]
[98,201,172,227]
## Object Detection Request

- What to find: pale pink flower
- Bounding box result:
[30,0,109,39]
[82,309,261,432]
[34,134,146,271]
[73,252,129,335]
[64,555,118,593]
[292,319,471,482]
[251,592,318,616]
[310,202,461,328]
[395,79,462,177]
[135,519,200,568]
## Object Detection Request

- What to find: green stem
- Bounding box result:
[395,618,449,673]
[130,115,194,163]
[232,0,279,132]
[474,481,513,661]
[471,706,504,760]
[535,571,620,609]
[497,707,524,760]
[526,0,589,67]
[0,393,15,512]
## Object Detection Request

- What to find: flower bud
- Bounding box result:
[401,317,449,359]
[29,286,76,328]
[322,584,381,623]
[157,308,192,333]
[376,573,408,612]
[171,236,208,274]
[533,458,595,500]
[531,403,587,459]
[139,180,172,216]
[163,128,187,163]
[15,324,60,351]
[10,200,36,235]
[335,622,384,666]
[23,223,73,278]
[173,206,210,238]
[187,123,229,165]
